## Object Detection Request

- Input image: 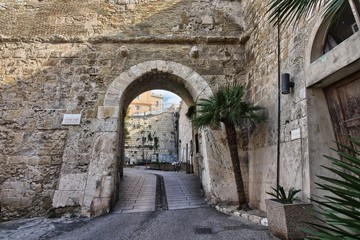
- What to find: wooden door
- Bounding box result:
[324,71,360,149]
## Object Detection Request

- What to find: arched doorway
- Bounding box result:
[81,60,213,216]
[305,9,360,199]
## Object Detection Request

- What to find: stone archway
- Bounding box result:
[81,60,212,216]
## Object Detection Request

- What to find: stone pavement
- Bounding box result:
[160,171,208,210]
[112,168,208,213]
[0,168,271,240]
[112,170,157,213]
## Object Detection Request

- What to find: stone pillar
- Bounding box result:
[80,106,120,217]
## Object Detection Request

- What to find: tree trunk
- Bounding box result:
[223,120,248,210]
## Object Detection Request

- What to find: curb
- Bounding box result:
[215,205,268,226]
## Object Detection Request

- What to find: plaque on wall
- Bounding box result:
[62,114,81,125]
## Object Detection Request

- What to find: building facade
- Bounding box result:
[0,0,359,220]
[127,91,163,116]
[125,108,178,164]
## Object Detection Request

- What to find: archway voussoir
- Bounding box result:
[167,61,180,74]
[156,60,169,73]
[179,65,194,78]
[104,94,121,106]
[118,72,133,84]
[110,80,127,93]
[97,106,120,119]
[129,65,141,77]
[133,62,149,75]
[148,60,158,71]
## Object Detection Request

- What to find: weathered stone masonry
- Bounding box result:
[1,0,359,221]
[0,0,249,220]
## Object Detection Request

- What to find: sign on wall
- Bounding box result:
[62,114,81,125]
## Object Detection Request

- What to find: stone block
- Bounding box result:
[13,49,26,58]
[27,157,40,166]
[52,190,84,208]
[90,197,111,216]
[58,173,87,191]
[110,80,127,92]
[118,72,132,84]
[94,118,119,132]
[8,156,27,164]
[20,197,34,207]
[100,176,114,198]
[156,60,168,72]
[97,106,120,119]
[202,15,214,25]
[39,156,51,165]
[104,94,121,106]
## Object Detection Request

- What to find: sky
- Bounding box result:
[152,90,181,111]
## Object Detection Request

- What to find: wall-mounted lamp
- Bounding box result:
[281,73,294,94]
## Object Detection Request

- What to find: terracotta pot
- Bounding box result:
[265,199,313,240]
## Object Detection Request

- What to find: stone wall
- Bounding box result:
[238,1,312,210]
[125,110,177,163]
[0,0,248,220]
[2,0,356,220]
[178,101,192,163]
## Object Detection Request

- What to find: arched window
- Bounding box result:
[311,1,360,62]
[324,1,359,53]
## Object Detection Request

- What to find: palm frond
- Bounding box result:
[268,0,347,27]
[192,82,264,130]
[306,135,360,239]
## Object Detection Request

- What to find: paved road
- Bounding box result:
[0,168,274,240]
[113,168,208,214]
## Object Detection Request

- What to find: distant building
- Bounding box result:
[125,106,179,164]
[128,91,163,116]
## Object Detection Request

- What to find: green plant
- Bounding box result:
[268,0,347,27]
[305,136,360,239]
[192,83,264,210]
[267,186,301,204]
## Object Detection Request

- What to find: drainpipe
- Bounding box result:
[276,21,281,191]
[348,0,360,27]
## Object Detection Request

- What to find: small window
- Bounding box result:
[323,1,359,54]
[156,101,159,107]
[136,106,140,110]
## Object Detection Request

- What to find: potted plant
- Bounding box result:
[266,186,313,240]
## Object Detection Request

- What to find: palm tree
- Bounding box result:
[268,0,354,27]
[192,83,264,210]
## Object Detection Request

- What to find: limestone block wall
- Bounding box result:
[125,110,177,162]
[233,0,311,210]
[2,0,343,220]
[0,0,250,220]
[237,0,350,211]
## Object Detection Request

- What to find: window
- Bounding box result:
[156,101,159,107]
[136,106,140,110]
[323,1,360,54]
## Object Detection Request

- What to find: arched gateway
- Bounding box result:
[53,60,213,217]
